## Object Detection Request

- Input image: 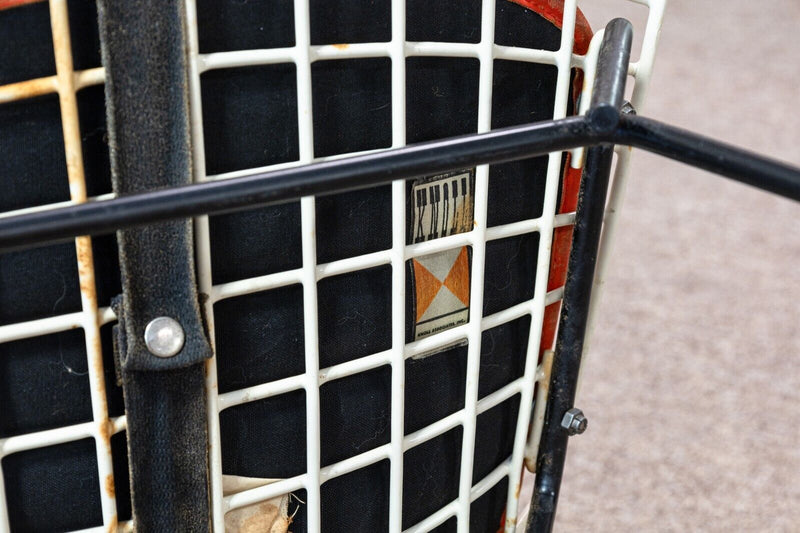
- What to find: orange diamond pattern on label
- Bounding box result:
[412,246,470,340]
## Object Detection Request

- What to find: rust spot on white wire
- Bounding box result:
[332,43,350,50]
[105,514,118,533]
[76,237,98,297]
[105,474,116,498]
[98,418,114,455]
[0,67,104,106]
[50,1,108,427]
[0,76,57,104]
[50,3,118,527]
[524,349,555,472]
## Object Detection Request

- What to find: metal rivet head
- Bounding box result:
[144,317,185,358]
[561,408,588,436]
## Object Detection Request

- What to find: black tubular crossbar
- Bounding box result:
[0,97,798,252]
[615,115,800,200]
[0,116,595,252]
[1,112,797,253]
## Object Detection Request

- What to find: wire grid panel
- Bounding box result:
[184,1,665,533]
[0,1,121,532]
[0,0,666,532]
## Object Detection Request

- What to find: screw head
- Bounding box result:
[144,317,185,358]
[561,408,588,436]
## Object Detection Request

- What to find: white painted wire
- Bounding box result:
[294,0,324,527]
[499,2,579,529]
[388,0,408,530]
[0,1,119,531]
[0,1,666,531]
[578,0,667,398]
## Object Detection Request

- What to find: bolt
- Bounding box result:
[561,408,588,436]
[144,316,185,358]
[621,100,636,115]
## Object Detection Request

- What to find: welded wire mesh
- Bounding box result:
[0,0,665,531]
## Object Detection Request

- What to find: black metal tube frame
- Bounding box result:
[1,112,796,253]
[0,61,797,252]
[527,18,631,532]
[0,15,797,531]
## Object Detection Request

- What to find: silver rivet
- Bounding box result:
[561,408,588,436]
[144,317,185,358]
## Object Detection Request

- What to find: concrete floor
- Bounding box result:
[549,1,800,531]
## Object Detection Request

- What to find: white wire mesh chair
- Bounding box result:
[1,1,798,532]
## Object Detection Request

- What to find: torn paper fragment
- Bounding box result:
[223,475,292,533]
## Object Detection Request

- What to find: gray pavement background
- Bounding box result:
[553,1,800,531]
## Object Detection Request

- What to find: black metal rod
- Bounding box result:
[0,19,798,254]
[526,145,615,533]
[3,114,797,254]
[527,18,632,532]
[587,18,633,133]
[617,115,800,201]
[0,116,597,253]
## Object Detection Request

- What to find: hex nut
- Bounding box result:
[561,408,588,436]
[621,100,637,115]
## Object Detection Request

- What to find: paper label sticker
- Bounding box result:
[411,246,471,341]
[411,169,475,243]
